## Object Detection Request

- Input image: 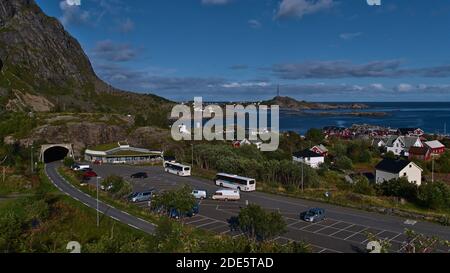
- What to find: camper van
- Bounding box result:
[212,189,240,201]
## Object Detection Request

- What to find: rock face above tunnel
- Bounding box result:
[0,0,172,113]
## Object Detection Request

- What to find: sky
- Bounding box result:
[35,0,450,102]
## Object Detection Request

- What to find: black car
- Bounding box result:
[131,172,148,179]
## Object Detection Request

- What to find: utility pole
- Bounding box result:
[432,155,435,183]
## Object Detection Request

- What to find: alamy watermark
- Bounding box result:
[171,97,280,152]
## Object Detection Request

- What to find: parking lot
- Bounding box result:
[90,164,450,253]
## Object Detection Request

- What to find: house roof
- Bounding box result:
[315,144,329,152]
[425,140,445,149]
[386,135,398,146]
[403,136,421,149]
[375,159,419,173]
[409,147,430,156]
[293,149,324,158]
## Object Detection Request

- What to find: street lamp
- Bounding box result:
[96,176,102,227]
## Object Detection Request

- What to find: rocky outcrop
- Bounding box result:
[0,0,173,113]
[263,96,369,110]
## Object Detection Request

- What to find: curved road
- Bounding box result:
[45,162,156,234]
[46,162,450,253]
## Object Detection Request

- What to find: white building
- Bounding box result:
[386,136,423,156]
[293,149,325,169]
[375,159,423,186]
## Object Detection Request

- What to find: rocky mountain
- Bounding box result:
[0,0,173,114]
[263,96,369,110]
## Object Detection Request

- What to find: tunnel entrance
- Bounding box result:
[40,144,74,163]
[43,146,69,163]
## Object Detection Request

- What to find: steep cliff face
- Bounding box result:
[0,0,172,114]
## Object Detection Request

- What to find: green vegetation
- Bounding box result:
[101,175,133,199]
[63,157,75,168]
[89,143,120,151]
[152,186,197,219]
[190,144,321,189]
[238,204,287,242]
[305,128,324,144]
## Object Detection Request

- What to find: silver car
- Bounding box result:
[302,208,326,223]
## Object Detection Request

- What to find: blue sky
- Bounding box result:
[36,0,450,102]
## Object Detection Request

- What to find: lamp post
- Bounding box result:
[96,176,102,227]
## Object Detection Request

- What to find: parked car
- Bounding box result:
[131,172,148,179]
[192,190,207,200]
[93,160,102,165]
[128,190,155,203]
[212,189,240,201]
[83,171,98,178]
[302,208,326,223]
[169,203,200,219]
[79,168,93,172]
[72,164,90,171]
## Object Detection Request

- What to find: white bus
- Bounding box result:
[215,173,256,192]
[164,162,192,177]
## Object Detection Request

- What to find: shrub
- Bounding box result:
[417,182,450,210]
[353,176,376,196]
[63,157,75,168]
[379,177,418,202]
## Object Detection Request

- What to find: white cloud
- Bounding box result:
[339,32,363,40]
[276,0,335,19]
[395,83,414,92]
[66,0,81,6]
[202,0,231,5]
[59,0,90,26]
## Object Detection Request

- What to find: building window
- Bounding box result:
[403,173,407,177]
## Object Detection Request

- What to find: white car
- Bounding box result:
[72,164,90,171]
[212,189,240,201]
[192,190,207,200]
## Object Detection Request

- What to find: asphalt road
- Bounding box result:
[46,162,450,253]
[45,162,156,234]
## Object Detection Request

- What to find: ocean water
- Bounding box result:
[279,102,450,135]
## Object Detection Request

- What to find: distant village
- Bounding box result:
[233,124,449,187]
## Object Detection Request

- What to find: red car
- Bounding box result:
[83,171,98,178]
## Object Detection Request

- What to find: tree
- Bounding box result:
[417,182,450,210]
[238,204,286,242]
[102,175,132,199]
[152,186,196,219]
[305,128,324,144]
[379,177,418,202]
[0,211,24,252]
[335,155,353,170]
[353,176,375,196]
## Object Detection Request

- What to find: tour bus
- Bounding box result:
[212,189,240,201]
[214,173,256,192]
[164,162,192,177]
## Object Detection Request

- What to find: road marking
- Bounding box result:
[111,217,119,221]
[196,220,218,228]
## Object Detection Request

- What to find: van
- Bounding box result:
[212,190,240,201]
[129,190,154,203]
[192,190,207,200]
